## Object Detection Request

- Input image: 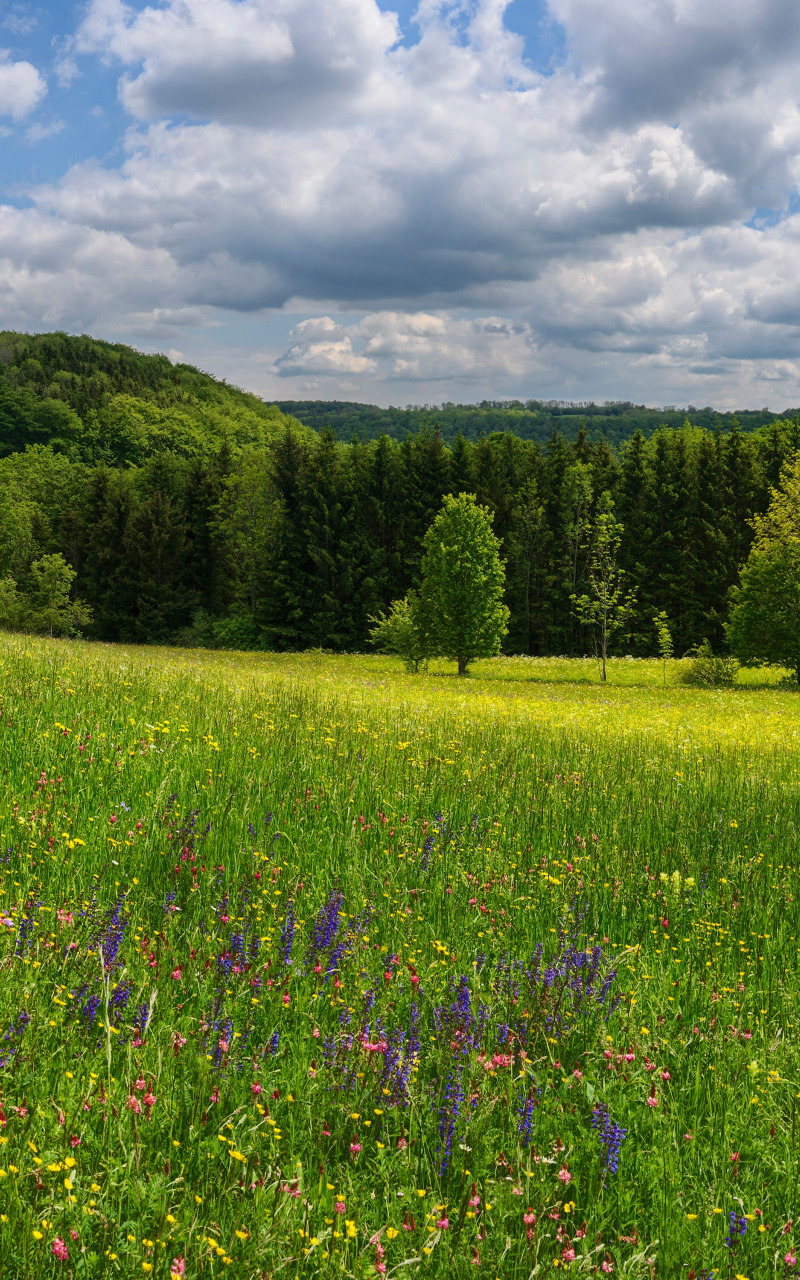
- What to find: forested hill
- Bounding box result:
[0,330,309,464]
[275,398,797,446]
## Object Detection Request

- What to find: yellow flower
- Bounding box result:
[386,1227,399,1239]
[32,1230,43,1240]
[235,1230,248,1240]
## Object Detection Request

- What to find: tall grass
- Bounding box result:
[0,634,799,1278]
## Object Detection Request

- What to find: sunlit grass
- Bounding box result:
[0,633,798,1277]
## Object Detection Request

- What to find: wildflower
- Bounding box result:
[334,1202,345,1214]
[558,1166,571,1184]
[52,1238,69,1260]
[70,1135,80,1148]
[562,1247,576,1262]
[282,994,290,1006]
[350,1141,361,1156]
[524,1210,536,1225]
[601,1263,614,1274]
[785,1253,797,1268]
[436,1217,449,1230]
[251,1082,262,1096]
[170,1260,186,1279]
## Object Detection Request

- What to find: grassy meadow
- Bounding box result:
[1,637,799,1278]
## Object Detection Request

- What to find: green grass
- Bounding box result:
[0,634,799,1278]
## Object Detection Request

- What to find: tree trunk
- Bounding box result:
[457,656,468,677]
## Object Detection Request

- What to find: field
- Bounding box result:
[1,638,799,1279]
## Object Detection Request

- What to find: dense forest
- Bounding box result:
[1,330,798,659]
[276,397,793,447]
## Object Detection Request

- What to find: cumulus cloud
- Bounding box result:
[3,0,800,403]
[273,311,539,380]
[0,49,45,119]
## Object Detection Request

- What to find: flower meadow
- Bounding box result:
[1,639,800,1278]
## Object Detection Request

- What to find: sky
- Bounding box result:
[2,1,800,409]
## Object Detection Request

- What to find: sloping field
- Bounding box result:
[0,637,798,1277]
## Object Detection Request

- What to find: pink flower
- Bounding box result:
[282,993,290,1006]
[558,1167,571,1184]
[126,1095,141,1115]
[210,1087,220,1103]
[312,1027,320,1038]
[135,1077,146,1092]
[730,1151,740,1163]
[70,1134,81,1148]
[70,1230,78,1241]
[601,1263,614,1274]
[251,1082,262,1095]
[660,1070,670,1081]
[397,1137,407,1150]
[52,1238,69,1261]
[469,1195,480,1209]
[646,1095,658,1107]
[437,1218,450,1230]
[143,1092,156,1110]
[573,1068,583,1081]
[562,1247,576,1262]
[170,1258,186,1279]
[785,1252,797,1268]
[523,1211,536,1225]
[350,1141,361,1155]
[334,1202,346,1215]
[171,968,182,981]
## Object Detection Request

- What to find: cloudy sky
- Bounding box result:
[3,0,800,407]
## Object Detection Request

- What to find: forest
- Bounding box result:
[276,396,791,446]
[1,329,798,659]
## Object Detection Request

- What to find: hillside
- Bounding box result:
[0,330,309,464]
[276,397,797,446]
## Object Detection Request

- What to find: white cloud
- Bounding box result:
[2,0,800,405]
[0,50,45,119]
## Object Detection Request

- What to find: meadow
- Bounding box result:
[1,637,799,1279]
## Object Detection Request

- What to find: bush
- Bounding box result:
[681,639,740,688]
[368,595,430,673]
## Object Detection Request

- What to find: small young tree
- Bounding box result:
[24,553,92,637]
[571,492,635,683]
[653,611,673,685]
[368,594,430,673]
[415,493,509,676]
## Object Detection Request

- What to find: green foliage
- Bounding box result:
[368,594,429,672]
[727,451,800,680]
[681,638,740,687]
[276,395,796,447]
[653,610,674,684]
[570,493,635,681]
[415,492,509,675]
[727,545,800,681]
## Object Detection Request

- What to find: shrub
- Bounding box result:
[681,638,739,687]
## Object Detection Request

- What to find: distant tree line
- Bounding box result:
[276,397,793,448]
[2,405,800,658]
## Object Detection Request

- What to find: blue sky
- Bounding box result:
[2,0,800,409]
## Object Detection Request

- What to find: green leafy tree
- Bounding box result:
[726,452,800,680]
[415,492,509,676]
[653,611,673,684]
[571,492,635,683]
[22,553,92,636]
[368,594,430,672]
